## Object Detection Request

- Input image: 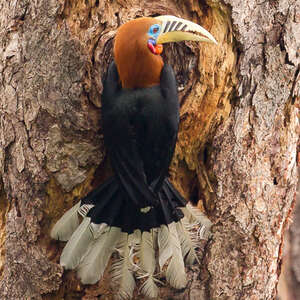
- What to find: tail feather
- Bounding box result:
[60,217,94,269]
[181,203,212,240]
[128,229,141,248]
[165,222,187,289]
[78,204,95,218]
[51,201,81,241]
[157,224,173,269]
[140,276,159,299]
[176,221,199,265]
[77,226,121,284]
[111,233,135,300]
[138,231,158,298]
[157,223,187,289]
[139,231,156,274]
[51,177,212,297]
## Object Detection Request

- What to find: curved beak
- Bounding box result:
[154,15,217,45]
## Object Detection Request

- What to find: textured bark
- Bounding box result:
[0,0,298,299]
[288,165,300,300]
[278,164,300,300]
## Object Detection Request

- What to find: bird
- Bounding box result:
[51,15,217,299]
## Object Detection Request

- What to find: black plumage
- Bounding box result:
[80,62,186,233]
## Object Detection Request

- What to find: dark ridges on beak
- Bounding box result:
[155,15,217,45]
[164,21,171,32]
[163,20,185,33]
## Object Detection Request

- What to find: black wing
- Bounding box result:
[101,62,179,208]
[145,64,179,192]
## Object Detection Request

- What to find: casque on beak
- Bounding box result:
[113,15,217,88]
[154,15,217,45]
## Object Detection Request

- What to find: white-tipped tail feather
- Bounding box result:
[111,233,136,300]
[77,226,121,284]
[157,223,187,289]
[165,222,187,289]
[50,201,81,241]
[78,204,95,218]
[138,231,159,298]
[157,224,173,269]
[51,201,212,298]
[182,203,212,240]
[176,221,199,265]
[60,217,94,269]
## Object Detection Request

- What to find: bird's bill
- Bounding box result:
[155,15,217,45]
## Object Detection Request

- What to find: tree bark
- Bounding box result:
[0,0,298,299]
[278,163,300,300]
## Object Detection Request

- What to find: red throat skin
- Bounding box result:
[148,42,163,55]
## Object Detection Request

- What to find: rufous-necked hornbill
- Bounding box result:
[51,15,217,299]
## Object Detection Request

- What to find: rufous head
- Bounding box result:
[113,15,217,89]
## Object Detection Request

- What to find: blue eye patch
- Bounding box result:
[148,24,161,39]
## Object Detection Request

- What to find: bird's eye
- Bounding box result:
[149,24,160,36]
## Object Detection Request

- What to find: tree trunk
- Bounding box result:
[278,164,300,300]
[0,0,298,299]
